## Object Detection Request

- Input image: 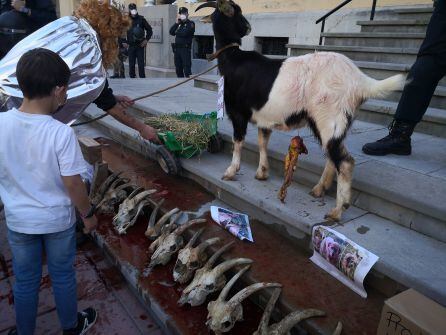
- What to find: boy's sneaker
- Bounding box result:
[7,328,17,335]
[63,308,98,335]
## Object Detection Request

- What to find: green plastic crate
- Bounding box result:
[157,111,218,158]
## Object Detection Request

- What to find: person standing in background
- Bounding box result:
[169,7,195,78]
[126,3,152,78]
[0,0,56,59]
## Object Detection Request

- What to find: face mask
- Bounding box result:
[179,14,187,20]
[130,9,137,15]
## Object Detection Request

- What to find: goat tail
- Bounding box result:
[361,73,406,99]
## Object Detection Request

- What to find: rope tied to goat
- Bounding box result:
[71,64,218,127]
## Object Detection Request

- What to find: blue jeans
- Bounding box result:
[7,225,78,335]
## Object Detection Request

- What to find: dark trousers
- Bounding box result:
[395,2,446,123]
[113,53,126,78]
[174,46,192,78]
[128,45,145,78]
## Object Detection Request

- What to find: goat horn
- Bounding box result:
[126,186,144,200]
[195,1,216,12]
[217,265,250,302]
[148,198,165,228]
[94,171,123,201]
[332,321,343,335]
[196,237,221,253]
[212,258,253,277]
[256,288,281,333]
[205,241,235,268]
[175,219,207,236]
[169,211,182,225]
[186,228,205,247]
[228,282,281,307]
[133,189,157,203]
[156,207,180,227]
[273,309,325,334]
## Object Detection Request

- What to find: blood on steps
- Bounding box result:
[92,138,385,335]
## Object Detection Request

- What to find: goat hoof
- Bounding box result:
[222,174,235,181]
[255,172,268,181]
[310,186,325,198]
[324,209,341,222]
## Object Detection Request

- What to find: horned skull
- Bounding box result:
[178,241,253,307]
[112,189,156,234]
[145,206,179,240]
[253,288,328,335]
[147,218,207,271]
[206,266,281,334]
[173,229,221,284]
[96,180,136,215]
[89,171,123,205]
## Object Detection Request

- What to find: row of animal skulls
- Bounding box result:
[89,171,343,334]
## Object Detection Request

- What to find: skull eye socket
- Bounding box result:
[222,321,232,330]
[169,245,177,252]
[190,261,199,268]
[205,283,215,290]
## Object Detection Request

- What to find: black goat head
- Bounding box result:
[196,0,251,48]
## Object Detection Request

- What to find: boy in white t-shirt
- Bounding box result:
[0,48,98,335]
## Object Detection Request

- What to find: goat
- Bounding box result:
[196,0,405,221]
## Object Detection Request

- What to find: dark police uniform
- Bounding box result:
[395,0,446,123]
[169,17,195,77]
[0,0,56,59]
[127,14,152,78]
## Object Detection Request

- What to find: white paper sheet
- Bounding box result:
[210,206,253,242]
[310,225,379,298]
[217,76,225,119]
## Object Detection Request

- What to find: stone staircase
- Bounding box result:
[81,72,446,308]
[285,5,446,138]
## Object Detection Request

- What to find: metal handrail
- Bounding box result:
[316,0,377,45]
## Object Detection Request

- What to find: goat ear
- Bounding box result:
[200,14,213,23]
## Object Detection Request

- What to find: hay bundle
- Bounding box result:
[145,114,212,150]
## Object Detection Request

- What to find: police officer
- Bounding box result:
[126,3,152,78]
[362,0,446,156]
[0,0,56,59]
[169,7,195,78]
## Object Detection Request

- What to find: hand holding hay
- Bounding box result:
[278,136,308,203]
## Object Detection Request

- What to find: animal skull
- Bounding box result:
[96,180,136,215]
[173,229,221,284]
[207,266,281,334]
[145,206,180,240]
[253,288,327,335]
[147,218,207,271]
[178,242,253,307]
[89,171,123,205]
[113,189,156,234]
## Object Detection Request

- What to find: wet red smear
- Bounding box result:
[92,139,384,335]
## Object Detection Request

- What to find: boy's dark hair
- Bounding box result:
[16,48,70,99]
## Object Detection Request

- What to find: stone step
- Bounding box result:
[354,61,446,86]
[359,99,446,138]
[193,76,446,136]
[87,138,386,335]
[394,6,434,20]
[287,44,418,64]
[322,32,425,48]
[79,107,446,308]
[357,19,429,33]
[98,79,446,239]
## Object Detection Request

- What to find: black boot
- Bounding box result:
[362,120,415,156]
